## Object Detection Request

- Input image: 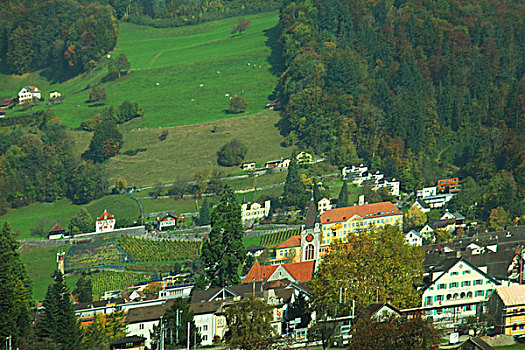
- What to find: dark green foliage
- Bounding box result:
[168,181,188,199]
[276,0,525,222]
[281,153,308,210]
[201,185,245,287]
[74,275,92,303]
[157,298,200,348]
[242,254,255,276]
[197,197,212,226]
[70,208,93,234]
[37,271,82,350]
[228,95,248,114]
[89,87,108,103]
[283,292,311,331]
[67,161,109,205]
[0,1,118,77]
[217,139,247,166]
[337,180,348,208]
[123,147,147,156]
[0,223,32,349]
[84,121,123,163]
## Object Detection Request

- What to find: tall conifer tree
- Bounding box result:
[37,271,82,350]
[201,185,245,287]
[0,223,32,348]
[337,180,349,208]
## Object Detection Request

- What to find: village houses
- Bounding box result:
[18,86,41,104]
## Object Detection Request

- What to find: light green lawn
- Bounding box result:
[0,12,279,129]
[1,195,140,240]
[19,244,79,302]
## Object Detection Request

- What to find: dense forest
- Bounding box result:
[0,111,108,215]
[0,0,281,77]
[0,0,118,77]
[275,0,524,221]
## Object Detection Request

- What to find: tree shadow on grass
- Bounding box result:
[263,24,285,78]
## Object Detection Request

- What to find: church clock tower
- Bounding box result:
[301,200,321,262]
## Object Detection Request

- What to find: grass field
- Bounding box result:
[0,195,140,240]
[19,244,79,302]
[106,109,290,186]
[0,11,280,129]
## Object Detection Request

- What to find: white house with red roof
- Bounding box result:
[157,214,177,231]
[18,86,41,104]
[242,261,316,284]
[96,210,116,233]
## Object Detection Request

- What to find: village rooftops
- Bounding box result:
[320,201,401,224]
[242,261,316,284]
[24,86,41,93]
[49,223,66,233]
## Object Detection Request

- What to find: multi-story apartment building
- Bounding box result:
[319,202,403,254]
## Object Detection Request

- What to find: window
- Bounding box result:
[139,324,144,330]
[203,335,208,341]
[434,295,443,301]
[203,325,208,331]
[462,270,471,275]
[438,283,446,290]
[449,282,458,288]
[462,281,471,287]
[305,244,315,261]
[474,279,483,286]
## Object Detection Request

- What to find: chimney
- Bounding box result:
[456,251,461,258]
[358,195,365,206]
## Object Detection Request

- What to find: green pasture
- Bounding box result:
[106,110,291,186]
[242,235,263,248]
[141,197,198,215]
[1,195,140,240]
[0,11,279,128]
[19,244,79,302]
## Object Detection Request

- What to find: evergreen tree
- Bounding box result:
[337,180,349,208]
[37,271,82,350]
[281,153,308,210]
[201,185,245,287]
[197,197,212,226]
[74,275,92,303]
[0,223,32,348]
[161,298,200,348]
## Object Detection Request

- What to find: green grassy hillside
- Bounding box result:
[0,12,279,128]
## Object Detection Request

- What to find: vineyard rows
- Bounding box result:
[117,236,201,262]
[66,238,129,270]
[260,228,301,248]
[91,270,148,297]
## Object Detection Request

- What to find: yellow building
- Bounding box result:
[489,285,525,336]
[319,201,403,252]
[269,235,302,265]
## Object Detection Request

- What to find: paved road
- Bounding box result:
[20,226,146,246]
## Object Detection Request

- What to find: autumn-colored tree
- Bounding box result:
[310,226,423,313]
[489,206,509,231]
[225,297,274,350]
[404,205,427,232]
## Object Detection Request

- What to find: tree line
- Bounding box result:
[0,0,118,78]
[0,111,109,215]
[275,0,524,222]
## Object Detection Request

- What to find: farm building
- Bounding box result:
[48,224,70,240]
[18,86,41,104]
[0,108,5,118]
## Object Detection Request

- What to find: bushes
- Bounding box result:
[123,148,147,156]
[217,139,247,166]
[228,95,248,114]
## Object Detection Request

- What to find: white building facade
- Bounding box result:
[241,200,271,223]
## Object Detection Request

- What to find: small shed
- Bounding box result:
[48,224,67,240]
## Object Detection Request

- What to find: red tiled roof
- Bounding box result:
[283,261,315,282]
[320,202,401,224]
[277,235,301,249]
[25,86,41,93]
[242,262,278,283]
[97,210,115,221]
[49,223,65,233]
[242,261,315,283]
